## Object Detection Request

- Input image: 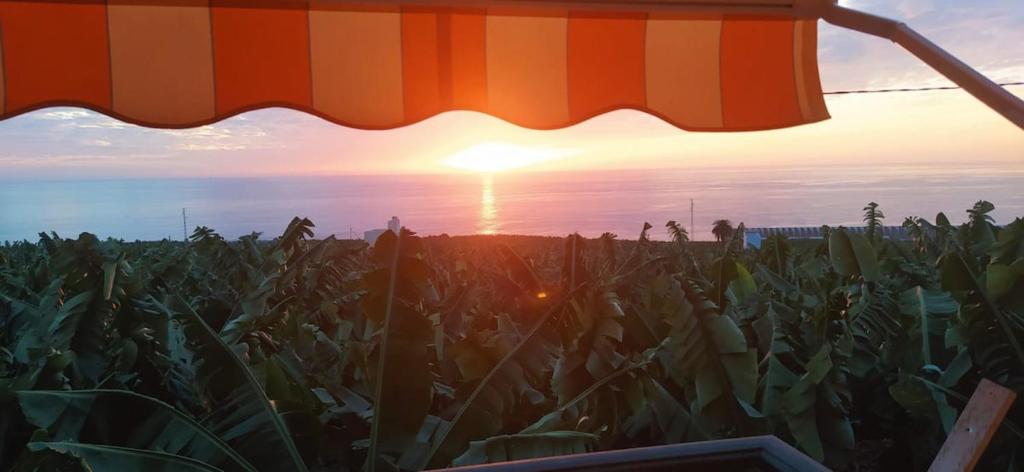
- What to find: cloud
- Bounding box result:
[74,119,131,130]
[0,151,170,166]
[898,0,935,19]
[441,142,581,172]
[161,124,276,151]
[163,126,234,140]
[175,142,249,151]
[817,0,1024,91]
[34,110,91,121]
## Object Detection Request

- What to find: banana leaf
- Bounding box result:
[451,431,597,467]
[26,442,222,472]
[17,389,255,471]
[364,230,435,469]
[161,296,308,472]
[829,230,881,282]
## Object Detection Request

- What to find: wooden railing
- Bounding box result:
[443,436,829,472]
[444,379,1018,472]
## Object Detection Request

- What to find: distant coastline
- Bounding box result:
[2,164,1022,242]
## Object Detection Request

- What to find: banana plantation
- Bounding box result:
[1,201,1022,471]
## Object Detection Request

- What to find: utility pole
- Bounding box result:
[182,208,188,241]
[690,199,694,241]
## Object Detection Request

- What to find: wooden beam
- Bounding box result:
[928,379,1017,472]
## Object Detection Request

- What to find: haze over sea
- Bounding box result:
[2,162,1023,243]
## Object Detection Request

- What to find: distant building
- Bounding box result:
[744,231,764,250]
[364,216,402,247]
[743,225,909,249]
[363,229,386,246]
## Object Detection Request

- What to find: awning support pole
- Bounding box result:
[820,4,1024,130]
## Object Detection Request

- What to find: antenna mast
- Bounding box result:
[182,208,188,241]
[690,199,694,241]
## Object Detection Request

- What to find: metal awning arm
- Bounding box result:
[818,4,1024,130]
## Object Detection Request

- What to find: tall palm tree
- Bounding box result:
[863,202,885,242]
[666,220,689,245]
[711,219,734,243]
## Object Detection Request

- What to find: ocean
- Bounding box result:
[2,163,1023,242]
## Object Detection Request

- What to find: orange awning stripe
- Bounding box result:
[0,0,829,131]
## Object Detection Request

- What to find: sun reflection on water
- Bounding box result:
[478,174,498,234]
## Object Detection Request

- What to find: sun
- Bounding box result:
[442,142,574,173]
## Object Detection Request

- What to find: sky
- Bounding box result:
[0,0,1021,180]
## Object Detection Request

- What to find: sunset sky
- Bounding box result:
[0,0,1021,180]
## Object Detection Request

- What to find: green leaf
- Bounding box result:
[763,345,837,462]
[425,299,567,468]
[370,306,433,454]
[938,252,1024,368]
[26,442,222,472]
[521,358,657,436]
[847,233,881,282]
[939,349,972,388]
[365,230,434,469]
[729,263,758,301]
[163,296,308,472]
[987,263,1020,299]
[709,256,752,308]
[17,389,255,471]
[889,376,936,419]
[902,287,958,365]
[890,375,959,435]
[451,432,597,466]
[829,230,858,278]
[828,230,880,282]
[705,316,748,355]
[940,253,975,292]
[102,261,117,301]
[499,245,545,296]
[653,279,758,426]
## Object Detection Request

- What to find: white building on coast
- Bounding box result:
[364,216,401,247]
[743,225,909,249]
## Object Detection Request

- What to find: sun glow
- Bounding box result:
[442,142,575,173]
[478,174,498,235]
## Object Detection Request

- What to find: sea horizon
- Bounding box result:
[3,161,1023,243]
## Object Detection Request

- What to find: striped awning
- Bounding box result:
[0,0,829,131]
